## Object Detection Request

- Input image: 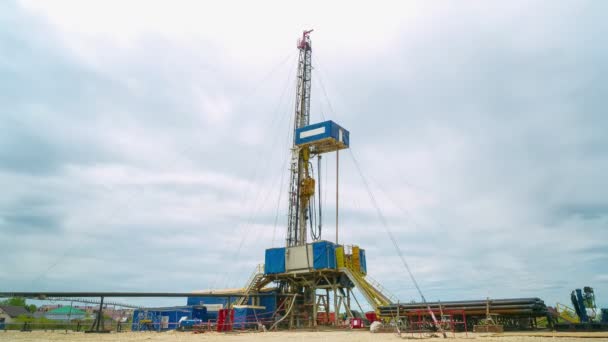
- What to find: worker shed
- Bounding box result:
[186,296,232,321]
[187,288,278,322]
[131,306,207,331]
[0,305,31,328]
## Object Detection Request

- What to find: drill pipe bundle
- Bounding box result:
[378,297,548,317]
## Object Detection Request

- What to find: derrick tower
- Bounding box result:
[286,29,314,247]
[238,31,395,329]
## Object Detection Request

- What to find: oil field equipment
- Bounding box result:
[236,30,393,329]
[2,30,577,334]
[553,286,608,331]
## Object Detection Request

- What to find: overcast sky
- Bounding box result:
[1,0,607,310]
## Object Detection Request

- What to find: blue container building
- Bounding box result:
[264,247,286,274]
[186,289,279,323]
[295,120,349,152]
[132,306,207,331]
[312,240,336,270]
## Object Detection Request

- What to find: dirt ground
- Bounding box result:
[1,331,608,342]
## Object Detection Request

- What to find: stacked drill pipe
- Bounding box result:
[379,298,548,318]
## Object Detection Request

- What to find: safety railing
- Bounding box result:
[556,303,580,323]
[1,320,128,332]
[343,261,393,305]
[340,267,386,310]
[236,264,265,305]
[364,274,397,304]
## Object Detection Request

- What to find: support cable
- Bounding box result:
[30,50,298,289]
[312,64,338,120]
[271,94,296,247]
[221,53,299,288]
[348,149,446,337]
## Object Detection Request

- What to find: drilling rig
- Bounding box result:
[237,30,395,329]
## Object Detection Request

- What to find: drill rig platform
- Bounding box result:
[235,30,394,329]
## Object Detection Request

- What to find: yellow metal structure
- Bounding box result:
[299,147,315,209]
[335,246,345,268]
[556,303,580,323]
[352,246,360,270]
[339,245,395,313]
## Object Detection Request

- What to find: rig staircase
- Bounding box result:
[339,265,395,311]
[235,264,266,306]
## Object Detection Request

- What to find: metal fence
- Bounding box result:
[1,320,128,332]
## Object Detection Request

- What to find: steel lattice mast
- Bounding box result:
[286,30,314,247]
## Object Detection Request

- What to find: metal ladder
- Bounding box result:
[235,264,265,306]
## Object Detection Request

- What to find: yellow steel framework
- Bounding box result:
[556,303,580,323]
[337,245,395,313]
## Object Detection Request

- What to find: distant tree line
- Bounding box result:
[0,297,37,312]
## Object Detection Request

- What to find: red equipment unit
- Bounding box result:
[351,317,364,329]
[365,311,378,323]
[317,312,336,324]
[217,309,234,332]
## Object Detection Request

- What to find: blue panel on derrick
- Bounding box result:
[295,120,349,149]
[359,249,367,274]
[313,240,336,270]
[264,247,286,274]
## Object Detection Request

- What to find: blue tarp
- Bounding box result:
[233,307,249,329]
[359,249,367,274]
[259,292,277,320]
[264,247,286,274]
[313,240,336,270]
[234,307,271,329]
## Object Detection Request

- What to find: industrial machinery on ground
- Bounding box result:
[553,286,608,331]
